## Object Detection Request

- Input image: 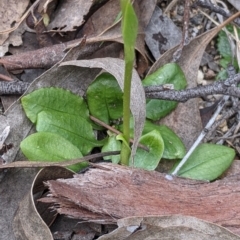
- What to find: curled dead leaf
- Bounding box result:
[13,167,74,240]
[98,215,239,240]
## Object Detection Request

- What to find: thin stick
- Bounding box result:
[171,65,237,176]
[0,151,120,169]
[0,74,13,81]
[171,95,229,176]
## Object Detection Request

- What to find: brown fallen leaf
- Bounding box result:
[200,100,219,127]
[98,216,239,240]
[40,163,240,236]
[13,167,74,240]
[0,0,37,56]
[46,0,94,32]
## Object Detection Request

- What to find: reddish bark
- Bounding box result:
[41,163,240,235]
[0,40,110,71]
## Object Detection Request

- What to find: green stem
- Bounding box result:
[120,0,138,165]
[120,62,133,165]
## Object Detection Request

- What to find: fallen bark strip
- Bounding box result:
[41,163,240,235]
[0,40,110,71]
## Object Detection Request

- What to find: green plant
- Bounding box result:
[216,24,240,80]
[20,64,187,173]
[20,2,235,181]
[20,62,235,180]
[21,87,105,172]
[120,0,138,165]
[170,143,235,181]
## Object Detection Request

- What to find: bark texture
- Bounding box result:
[41,163,240,235]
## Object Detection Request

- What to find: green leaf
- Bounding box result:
[114,11,122,24]
[216,69,228,80]
[121,0,138,64]
[176,143,235,181]
[142,120,186,159]
[20,132,87,172]
[142,63,187,121]
[216,57,239,80]
[36,111,104,155]
[102,134,121,164]
[217,29,233,58]
[216,25,240,59]
[118,118,186,159]
[116,133,131,151]
[216,25,240,80]
[21,87,88,123]
[131,130,164,170]
[86,73,123,125]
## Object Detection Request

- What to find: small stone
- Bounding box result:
[204,69,216,80]
[221,124,229,133]
[197,70,204,84]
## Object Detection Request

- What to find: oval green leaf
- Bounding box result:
[142,120,186,159]
[217,25,240,59]
[177,143,235,181]
[131,130,164,170]
[86,73,123,125]
[20,132,87,172]
[102,135,121,164]
[36,111,104,155]
[118,118,186,160]
[21,87,89,123]
[142,63,187,121]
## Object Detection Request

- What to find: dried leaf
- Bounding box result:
[13,166,74,240]
[99,215,239,240]
[227,0,240,10]
[145,6,182,60]
[60,58,146,159]
[47,0,94,32]
[0,126,10,149]
[0,0,30,56]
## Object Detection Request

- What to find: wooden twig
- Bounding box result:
[171,65,236,176]
[0,151,120,169]
[194,0,240,26]
[172,0,191,61]
[145,73,240,101]
[0,81,29,95]
[0,40,111,71]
